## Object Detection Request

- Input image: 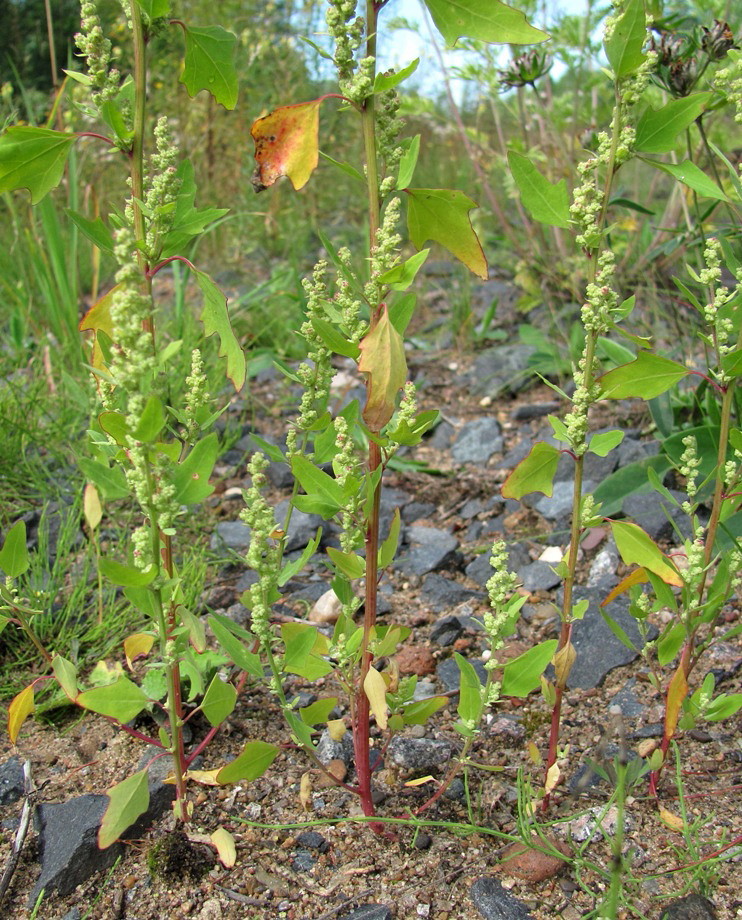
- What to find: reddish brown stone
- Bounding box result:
[396,645,436,676]
[498,834,571,883]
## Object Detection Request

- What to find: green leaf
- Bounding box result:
[635,94,711,154]
[134,0,170,17]
[388,408,439,447]
[319,151,365,183]
[378,249,430,291]
[397,135,420,189]
[131,395,165,443]
[78,458,129,501]
[600,610,637,652]
[216,740,279,784]
[358,304,409,432]
[98,411,129,446]
[455,653,484,724]
[598,352,689,399]
[172,432,218,505]
[704,694,742,722]
[181,25,238,110]
[98,769,150,849]
[201,674,237,727]
[593,455,672,517]
[291,455,344,517]
[208,615,264,678]
[378,508,401,568]
[388,292,417,335]
[299,697,338,725]
[311,317,360,359]
[327,547,366,579]
[501,640,558,697]
[278,531,322,587]
[610,520,683,586]
[65,210,114,253]
[0,127,76,203]
[657,621,685,666]
[604,0,647,79]
[99,558,156,588]
[721,346,742,378]
[588,430,624,457]
[52,655,78,699]
[501,442,559,500]
[282,624,333,679]
[78,677,149,722]
[406,188,487,279]
[193,269,245,390]
[646,159,727,201]
[400,696,448,725]
[285,709,315,749]
[0,520,30,578]
[160,160,229,257]
[374,58,419,92]
[423,0,547,46]
[507,152,570,228]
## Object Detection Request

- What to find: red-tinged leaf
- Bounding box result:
[98,769,149,849]
[501,442,559,500]
[598,352,689,399]
[79,283,122,374]
[357,305,408,432]
[405,188,487,279]
[664,662,688,743]
[251,100,321,191]
[609,520,683,587]
[600,567,650,607]
[8,683,34,743]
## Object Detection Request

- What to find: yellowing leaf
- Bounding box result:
[251,99,321,191]
[610,520,683,587]
[664,662,689,743]
[300,771,313,811]
[404,775,435,787]
[211,826,237,868]
[406,188,487,279]
[600,567,650,607]
[544,762,560,794]
[8,683,35,743]
[83,483,102,531]
[363,666,388,730]
[357,305,407,432]
[79,283,122,375]
[527,741,542,765]
[184,768,221,786]
[327,718,346,741]
[658,806,685,832]
[553,641,576,690]
[124,632,155,669]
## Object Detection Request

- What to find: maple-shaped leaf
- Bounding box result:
[79,283,122,375]
[423,0,547,47]
[357,305,407,433]
[181,25,238,110]
[405,188,487,280]
[251,100,321,192]
[0,127,76,204]
[193,269,246,391]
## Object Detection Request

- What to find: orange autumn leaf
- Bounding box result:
[664,662,688,743]
[251,100,321,191]
[357,305,407,433]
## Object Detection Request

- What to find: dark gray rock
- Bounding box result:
[511,402,561,421]
[401,501,436,524]
[444,777,466,801]
[517,560,562,592]
[465,543,530,587]
[426,420,455,450]
[274,499,324,552]
[291,848,316,872]
[388,736,453,771]
[615,436,660,467]
[397,526,458,577]
[296,830,329,852]
[211,520,251,552]
[0,756,25,805]
[452,418,503,464]
[470,877,535,919]
[623,491,698,542]
[560,587,657,689]
[534,479,597,520]
[61,910,82,920]
[437,656,487,692]
[460,498,486,519]
[430,615,465,646]
[422,574,482,613]
[340,906,392,920]
[609,678,646,719]
[466,344,538,397]
[236,433,293,488]
[660,893,718,919]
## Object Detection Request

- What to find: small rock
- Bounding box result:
[518,561,561,593]
[587,545,619,587]
[316,728,354,767]
[0,757,26,806]
[413,831,432,850]
[388,736,453,772]
[211,520,251,552]
[422,574,482,613]
[488,716,525,740]
[397,527,459,577]
[452,418,503,464]
[340,906,392,920]
[296,830,329,852]
[396,646,436,677]
[426,420,455,450]
[660,893,718,919]
[470,877,535,919]
[309,589,342,624]
[274,499,324,552]
[465,543,530,587]
[197,899,223,920]
[569,804,632,843]
[430,615,465,646]
[609,679,646,720]
[292,848,316,872]
[498,835,570,882]
[402,501,437,523]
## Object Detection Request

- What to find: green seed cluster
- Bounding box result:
[76,0,120,104]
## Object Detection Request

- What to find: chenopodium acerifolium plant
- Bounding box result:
[0,0,262,862]
[205,0,550,825]
[502,0,742,805]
